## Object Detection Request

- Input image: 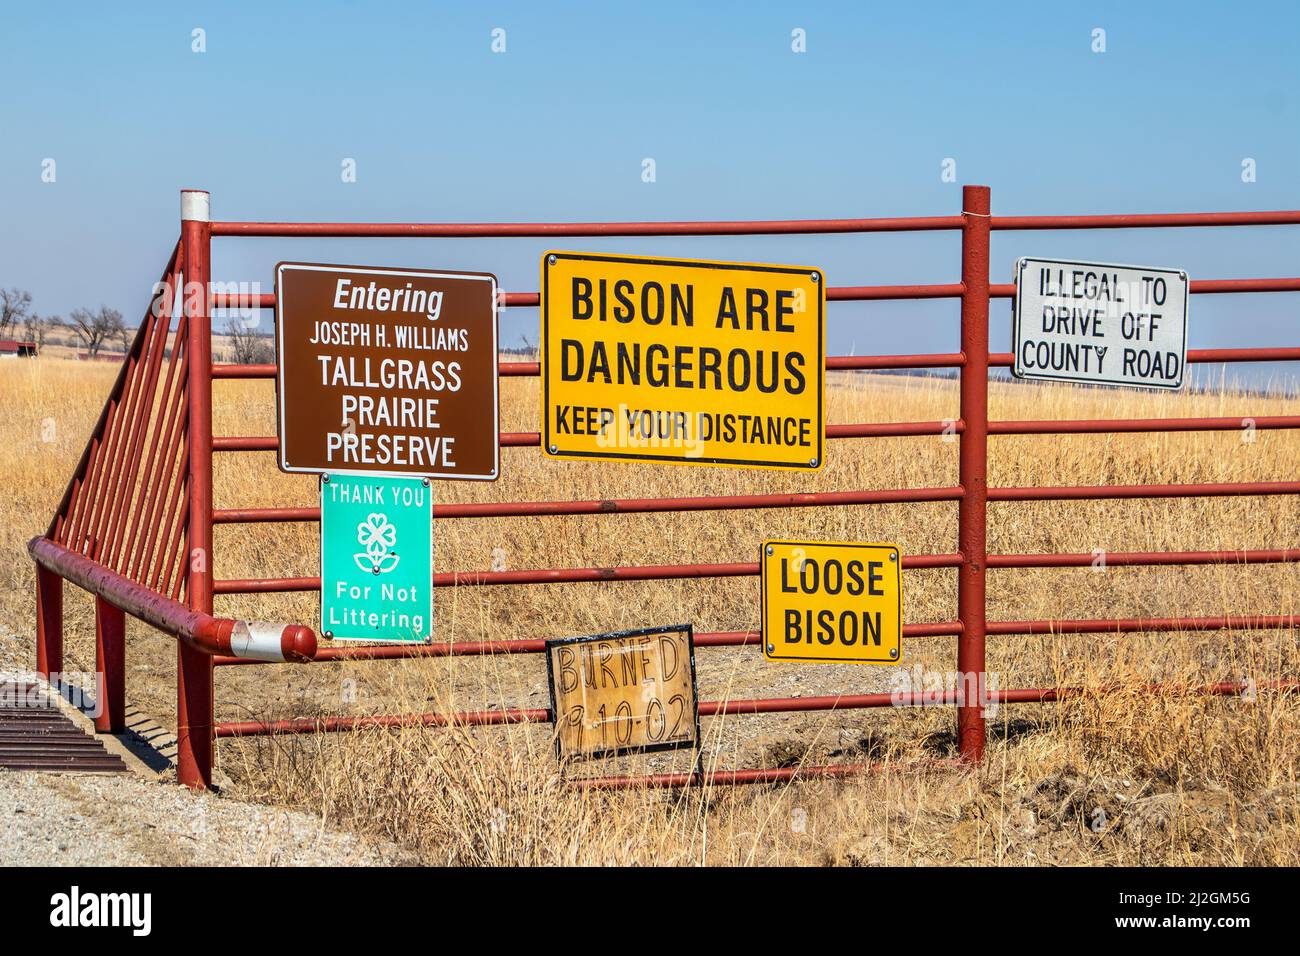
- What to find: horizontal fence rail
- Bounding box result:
[206,547,1298,596]
[211,347,1300,381]
[209,482,1300,526]
[211,613,1298,668]
[33,186,1299,789]
[207,207,1300,238]
[212,679,1300,744]
[209,276,1300,315]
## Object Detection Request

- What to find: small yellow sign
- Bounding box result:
[541,251,825,470]
[761,540,902,664]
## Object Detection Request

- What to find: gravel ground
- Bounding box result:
[0,624,31,673]
[0,770,415,866]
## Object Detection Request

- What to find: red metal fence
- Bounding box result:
[30,185,1300,789]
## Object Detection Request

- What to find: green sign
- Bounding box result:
[320,473,433,643]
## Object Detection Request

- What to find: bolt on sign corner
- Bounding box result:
[545,624,700,761]
[275,262,500,480]
[320,472,433,644]
[1013,257,1189,390]
[761,540,902,664]
[541,251,826,470]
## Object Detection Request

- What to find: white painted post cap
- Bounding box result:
[180,189,211,222]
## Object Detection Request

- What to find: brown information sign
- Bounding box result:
[274,262,499,480]
[545,624,700,761]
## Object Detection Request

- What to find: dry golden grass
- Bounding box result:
[1,357,1297,865]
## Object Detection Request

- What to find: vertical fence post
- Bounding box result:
[957,184,991,762]
[178,189,215,789]
[35,564,63,679]
[93,596,126,732]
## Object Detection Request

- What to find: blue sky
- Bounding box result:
[3,1,1297,387]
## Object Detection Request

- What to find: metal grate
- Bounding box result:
[0,682,127,773]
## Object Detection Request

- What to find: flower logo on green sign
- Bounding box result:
[355,513,400,575]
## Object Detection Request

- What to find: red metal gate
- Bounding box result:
[30,185,1300,789]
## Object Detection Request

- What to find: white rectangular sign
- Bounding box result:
[1012,257,1189,390]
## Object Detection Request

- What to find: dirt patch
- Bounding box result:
[0,770,415,866]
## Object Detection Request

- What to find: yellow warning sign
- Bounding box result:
[541,251,825,469]
[761,540,902,664]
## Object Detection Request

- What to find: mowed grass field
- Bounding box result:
[1,357,1297,865]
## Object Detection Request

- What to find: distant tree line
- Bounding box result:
[1,286,128,357]
[1,286,279,363]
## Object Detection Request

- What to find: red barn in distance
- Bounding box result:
[0,339,37,358]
